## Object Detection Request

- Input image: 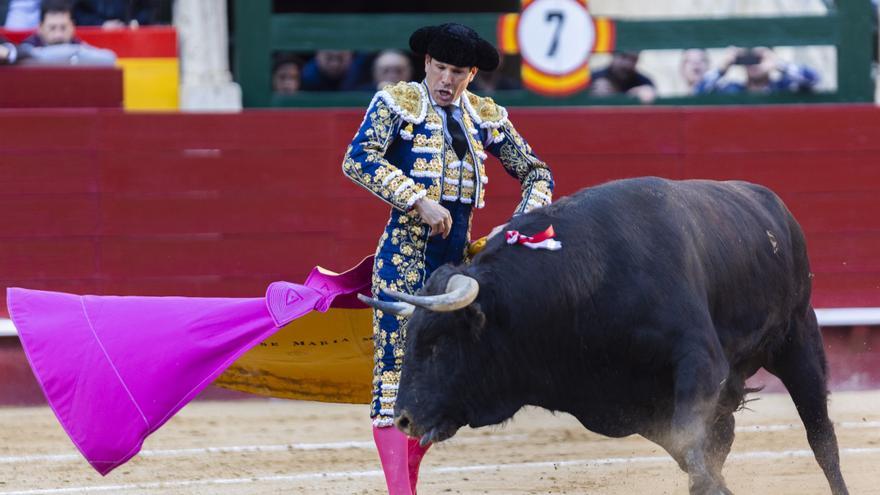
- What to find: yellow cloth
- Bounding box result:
[215,308,374,403]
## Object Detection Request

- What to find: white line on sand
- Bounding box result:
[734,420,880,433]
[0,434,529,464]
[2,420,879,465]
[0,447,877,494]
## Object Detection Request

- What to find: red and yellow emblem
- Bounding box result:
[498,0,616,96]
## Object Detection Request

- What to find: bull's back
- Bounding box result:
[518,177,810,348]
[669,180,810,319]
[546,177,804,278]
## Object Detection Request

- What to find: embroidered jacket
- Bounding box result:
[342,81,553,215]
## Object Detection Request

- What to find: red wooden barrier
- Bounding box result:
[0,105,878,316]
[0,67,123,108]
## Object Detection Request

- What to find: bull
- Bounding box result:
[360,177,848,495]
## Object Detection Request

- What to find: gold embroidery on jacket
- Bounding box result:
[413,133,443,151]
[385,82,424,119]
[412,156,443,178]
[343,97,426,211]
[467,93,506,124]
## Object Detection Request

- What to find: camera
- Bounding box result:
[734,51,761,65]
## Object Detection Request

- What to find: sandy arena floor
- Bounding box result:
[0,390,878,494]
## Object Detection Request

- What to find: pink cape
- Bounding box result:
[6,256,373,476]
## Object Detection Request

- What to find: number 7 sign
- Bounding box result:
[498,0,615,96]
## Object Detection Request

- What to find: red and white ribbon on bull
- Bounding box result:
[505,225,562,251]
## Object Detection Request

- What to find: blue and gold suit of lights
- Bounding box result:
[342,81,554,426]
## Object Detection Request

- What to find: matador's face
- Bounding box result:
[424,56,477,107]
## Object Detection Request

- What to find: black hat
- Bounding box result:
[409,23,499,72]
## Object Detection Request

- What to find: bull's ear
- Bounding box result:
[464,302,487,337]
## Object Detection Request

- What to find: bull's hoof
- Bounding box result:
[689,476,732,495]
[713,476,734,495]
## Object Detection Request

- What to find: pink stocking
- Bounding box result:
[407,436,431,494]
[373,425,414,495]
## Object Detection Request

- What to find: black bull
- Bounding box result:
[364,177,848,495]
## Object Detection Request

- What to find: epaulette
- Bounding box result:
[375,81,427,124]
[463,91,509,130]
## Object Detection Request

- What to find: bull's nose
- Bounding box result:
[394,410,413,435]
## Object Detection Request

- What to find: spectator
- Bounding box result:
[3,0,42,29]
[680,48,710,94]
[272,53,302,95]
[589,51,656,104]
[18,0,116,65]
[469,54,519,93]
[0,34,18,63]
[695,47,819,94]
[300,49,368,91]
[370,49,412,90]
[72,0,155,29]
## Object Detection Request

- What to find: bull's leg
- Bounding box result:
[670,349,730,495]
[643,412,733,495]
[704,412,735,493]
[767,309,848,495]
[704,378,751,491]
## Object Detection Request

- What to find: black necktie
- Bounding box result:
[443,106,469,160]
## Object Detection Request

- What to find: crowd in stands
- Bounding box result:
[0,2,839,103]
[2,0,167,29]
[272,49,524,96]
[682,47,820,95]
[272,46,822,103]
[0,0,168,66]
[586,47,820,104]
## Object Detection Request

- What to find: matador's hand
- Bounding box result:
[413,198,452,238]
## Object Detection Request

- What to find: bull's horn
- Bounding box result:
[383,274,479,312]
[357,293,415,317]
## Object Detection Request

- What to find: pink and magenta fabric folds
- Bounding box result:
[6,256,373,475]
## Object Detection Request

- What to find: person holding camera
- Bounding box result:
[695,46,819,95]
